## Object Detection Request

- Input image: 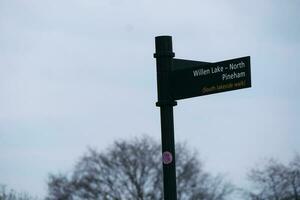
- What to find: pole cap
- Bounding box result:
[154,36,175,58]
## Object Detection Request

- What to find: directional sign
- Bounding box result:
[154,36,253,200]
[171,56,251,100]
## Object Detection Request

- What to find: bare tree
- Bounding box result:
[46,174,73,200]
[46,136,233,200]
[0,185,37,200]
[246,154,300,200]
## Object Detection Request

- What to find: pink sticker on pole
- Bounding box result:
[162,151,173,165]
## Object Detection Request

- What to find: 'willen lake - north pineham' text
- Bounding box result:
[192,61,246,81]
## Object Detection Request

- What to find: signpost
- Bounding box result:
[154,36,251,200]
[154,36,178,200]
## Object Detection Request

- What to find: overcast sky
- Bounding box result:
[1,0,300,198]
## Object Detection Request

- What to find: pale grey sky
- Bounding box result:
[0,0,300,198]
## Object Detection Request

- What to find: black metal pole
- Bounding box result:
[154,36,177,200]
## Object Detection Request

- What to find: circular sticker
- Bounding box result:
[162,151,173,165]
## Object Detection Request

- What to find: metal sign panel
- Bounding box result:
[171,56,251,100]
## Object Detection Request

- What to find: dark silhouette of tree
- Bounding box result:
[0,185,37,200]
[46,136,233,200]
[245,154,300,200]
[47,174,73,200]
